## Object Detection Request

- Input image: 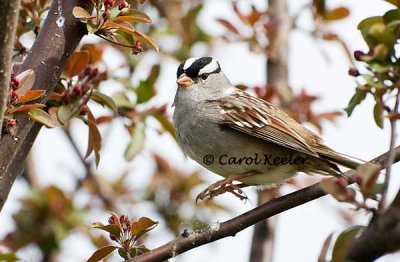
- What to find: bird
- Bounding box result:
[172,57,361,201]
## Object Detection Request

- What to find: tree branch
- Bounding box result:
[0,0,21,137]
[131,146,400,262]
[346,187,400,261]
[0,0,90,211]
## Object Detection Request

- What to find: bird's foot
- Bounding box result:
[196,172,257,202]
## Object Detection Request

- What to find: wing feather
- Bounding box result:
[206,91,321,157]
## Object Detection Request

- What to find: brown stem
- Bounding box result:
[0,0,91,211]
[131,146,400,262]
[0,0,21,137]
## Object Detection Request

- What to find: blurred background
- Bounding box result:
[1,0,399,261]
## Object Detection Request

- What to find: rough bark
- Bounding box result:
[0,0,89,211]
[0,0,21,137]
[346,182,400,261]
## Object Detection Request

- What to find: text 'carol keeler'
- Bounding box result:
[202,153,309,166]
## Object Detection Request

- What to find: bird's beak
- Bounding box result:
[176,74,193,88]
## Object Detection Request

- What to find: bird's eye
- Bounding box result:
[201,73,209,80]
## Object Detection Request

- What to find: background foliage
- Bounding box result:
[0,0,399,261]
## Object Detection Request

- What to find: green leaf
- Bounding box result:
[383,9,400,24]
[92,222,121,236]
[361,22,396,52]
[129,248,137,258]
[154,113,177,140]
[0,253,18,262]
[57,105,75,125]
[91,92,118,113]
[344,88,368,116]
[136,64,159,104]
[332,226,364,262]
[118,248,128,260]
[26,108,56,128]
[131,217,158,240]
[124,124,145,161]
[358,16,383,31]
[112,92,136,109]
[87,246,117,262]
[373,102,384,128]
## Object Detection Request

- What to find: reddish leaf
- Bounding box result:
[103,20,136,35]
[26,108,56,128]
[111,12,152,23]
[216,19,240,35]
[19,90,46,103]
[64,51,90,77]
[81,43,104,63]
[131,30,159,51]
[72,6,92,19]
[92,222,121,236]
[84,109,102,166]
[323,7,350,21]
[15,69,35,95]
[9,103,45,113]
[48,107,62,126]
[48,92,63,101]
[320,177,354,202]
[87,246,117,262]
[109,212,122,229]
[131,217,158,240]
[96,115,113,125]
[318,233,334,262]
[357,162,381,199]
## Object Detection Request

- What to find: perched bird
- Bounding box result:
[173,57,361,200]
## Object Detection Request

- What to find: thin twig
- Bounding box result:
[62,128,114,208]
[380,89,400,210]
[131,146,400,262]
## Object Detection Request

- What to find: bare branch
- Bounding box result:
[0,0,90,211]
[131,146,400,262]
[0,0,21,137]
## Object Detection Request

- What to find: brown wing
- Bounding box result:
[205,91,323,157]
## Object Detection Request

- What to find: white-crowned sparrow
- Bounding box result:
[173,57,360,200]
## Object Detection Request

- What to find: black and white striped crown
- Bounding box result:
[177,57,221,79]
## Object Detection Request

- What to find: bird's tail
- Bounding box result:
[320,151,364,170]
